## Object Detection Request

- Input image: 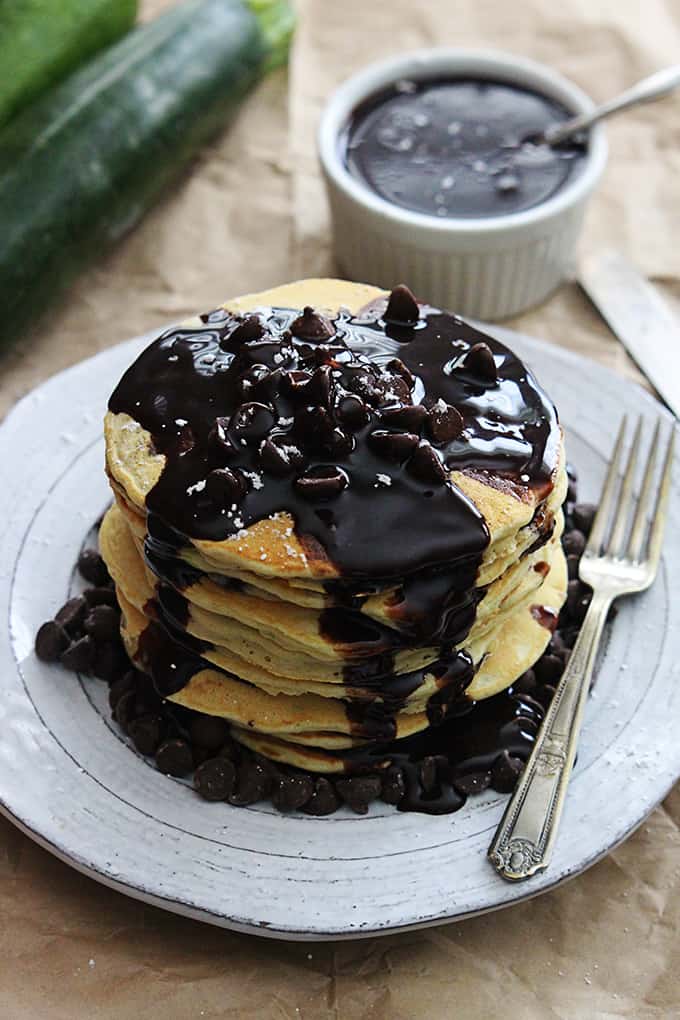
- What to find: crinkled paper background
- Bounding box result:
[1,1,679,1016]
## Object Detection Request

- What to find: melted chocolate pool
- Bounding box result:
[342,78,587,219]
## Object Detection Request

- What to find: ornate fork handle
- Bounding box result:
[488,589,611,881]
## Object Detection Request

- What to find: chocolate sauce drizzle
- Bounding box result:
[109,289,559,751]
[344,681,545,814]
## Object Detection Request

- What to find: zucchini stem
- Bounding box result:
[248,0,295,71]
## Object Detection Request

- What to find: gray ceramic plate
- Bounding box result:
[1,327,679,941]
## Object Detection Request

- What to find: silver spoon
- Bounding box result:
[540,64,680,147]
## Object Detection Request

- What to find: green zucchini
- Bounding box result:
[0,0,294,349]
[0,0,138,129]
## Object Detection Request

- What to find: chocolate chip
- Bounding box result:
[567,477,578,504]
[229,759,271,805]
[408,442,447,485]
[189,714,231,751]
[206,467,246,506]
[60,634,96,672]
[323,427,354,458]
[197,749,231,786]
[156,738,194,777]
[113,689,137,730]
[226,315,265,344]
[514,694,543,723]
[84,605,120,642]
[303,364,334,408]
[310,343,337,367]
[536,683,558,710]
[336,394,370,430]
[83,586,118,608]
[384,284,419,326]
[347,370,388,407]
[259,436,304,476]
[295,466,348,500]
[174,424,195,456]
[230,401,276,443]
[386,357,416,389]
[238,363,273,401]
[194,757,236,801]
[380,375,410,408]
[380,765,406,805]
[558,624,579,650]
[535,654,563,684]
[271,773,314,811]
[369,429,419,463]
[92,641,127,682]
[427,401,464,445]
[573,503,596,536]
[562,529,586,557]
[418,756,439,796]
[300,777,340,815]
[512,668,536,694]
[108,670,137,710]
[128,714,165,756]
[491,750,523,793]
[336,775,382,814]
[566,578,582,616]
[208,417,237,460]
[454,771,491,796]
[547,633,567,659]
[379,403,427,432]
[55,595,88,635]
[281,369,312,398]
[290,306,334,342]
[253,752,280,780]
[35,620,70,662]
[77,549,110,586]
[566,554,581,580]
[462,342,498,384]
[295,405,335,448]
[573,590,592,624]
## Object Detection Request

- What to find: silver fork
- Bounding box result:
[488,414,675,882]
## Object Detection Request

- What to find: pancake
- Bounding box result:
[102,501,564,702]
[102,278,567,778]
[116,538,566,753]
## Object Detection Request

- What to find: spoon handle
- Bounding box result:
[545,64,680,145]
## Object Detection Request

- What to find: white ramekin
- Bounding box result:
[318,49,607,321]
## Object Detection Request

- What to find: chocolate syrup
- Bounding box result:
[342,78,587,219]
[109,296,557,583]
[109,291,559,747]
[134,610,540,816]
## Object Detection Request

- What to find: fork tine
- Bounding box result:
[627,417,661,562]
[586,416,627,556]
[646,425,675,573]
[607,415,642,557]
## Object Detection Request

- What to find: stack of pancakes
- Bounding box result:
[101,279,567,774]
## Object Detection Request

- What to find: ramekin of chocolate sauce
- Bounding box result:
[319,50,607,320]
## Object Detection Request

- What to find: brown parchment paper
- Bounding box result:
[1,1,680,1016]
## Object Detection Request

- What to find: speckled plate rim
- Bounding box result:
[1,324,679,941]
